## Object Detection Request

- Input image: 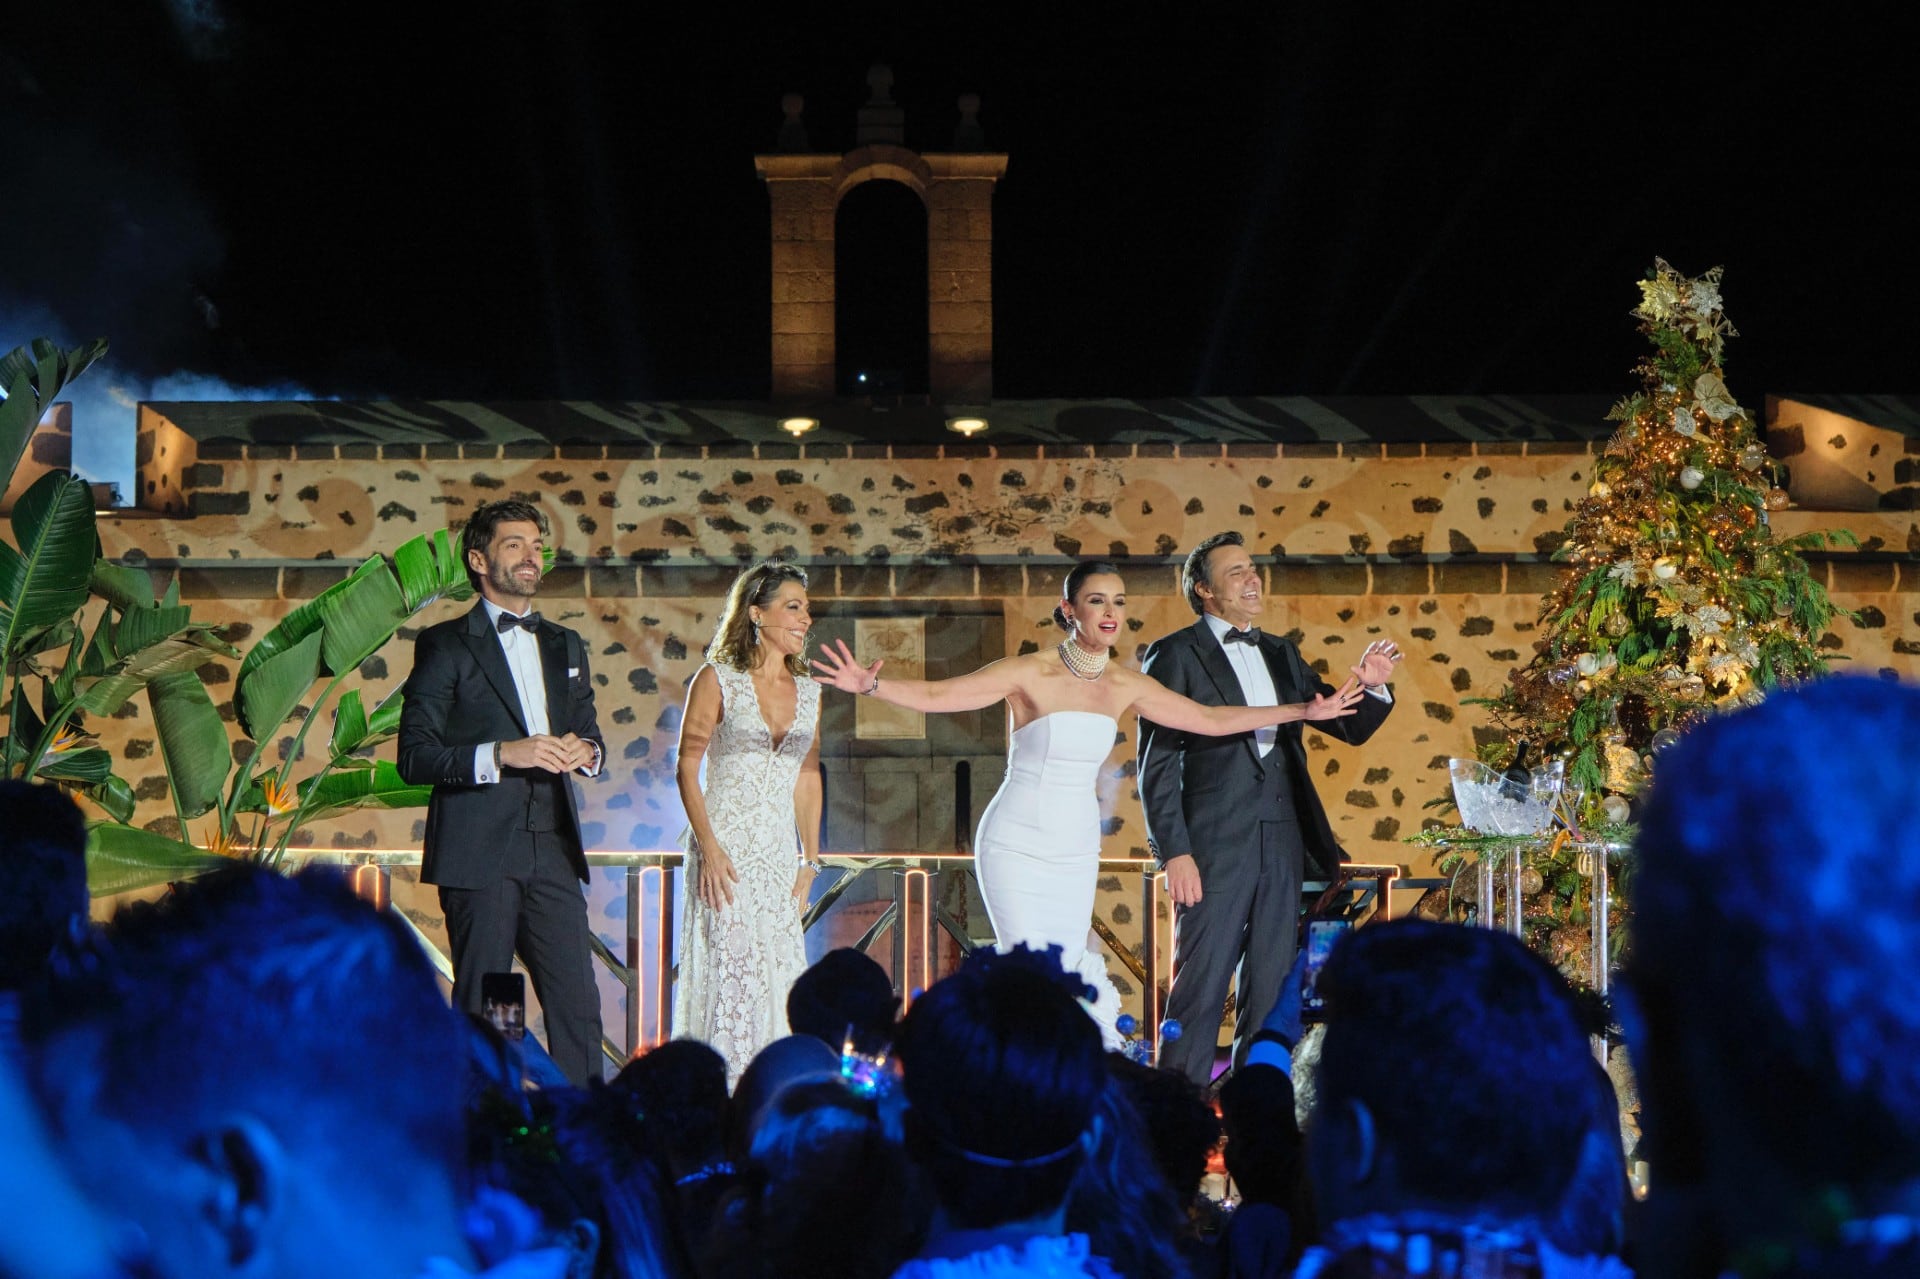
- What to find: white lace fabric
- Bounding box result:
[672,663,819,1084]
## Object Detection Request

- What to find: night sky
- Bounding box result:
[4,4,1911,488]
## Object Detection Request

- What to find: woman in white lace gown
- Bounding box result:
[812,560,1368,1044]
[674,562,823,1083]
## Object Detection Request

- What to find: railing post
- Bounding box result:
[893,865,932,1013]
[1142,868,1165,1054]
[655,865,677,1048]
[625,867,641,1058]
[348,863,390,911]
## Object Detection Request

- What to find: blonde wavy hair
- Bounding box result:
[707,561,810,675]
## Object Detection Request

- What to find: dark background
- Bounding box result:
[3,2,1910,459]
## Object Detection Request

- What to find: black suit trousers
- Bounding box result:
[1158,815,1306,1086]
[440,828,603,1086]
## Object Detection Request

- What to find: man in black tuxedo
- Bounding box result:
[398,499,606,1084]
[1138,531,1398,1086]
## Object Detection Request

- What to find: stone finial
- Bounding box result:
[953,92,985,149]
[856,63,905,145]
[778,92,809,153]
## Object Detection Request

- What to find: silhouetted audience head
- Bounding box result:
[1629,676,1920,1273]
[1104,1053,1220,1212]
[1308,919,1598,1233]
[1546,1058,1629,1261]
[787,946,897,1054]
[1066,1077,1194,1279]
[708,1079,922,1279]
[1217,1063,1307,1278]
[471,1085,690,1279]
[728,1033,840,1158]
[893,945,1105,1232]
[0,780,88,995]
[611,1037,730,1176]
[23,864,475,1279]
[1218,1062,1303,1208]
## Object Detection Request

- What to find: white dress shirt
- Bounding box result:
[1204,612,1281,756]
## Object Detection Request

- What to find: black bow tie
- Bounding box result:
[496,610,541,634]
[1223,627,1261,645]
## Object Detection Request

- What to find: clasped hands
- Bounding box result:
[499,733,597,774]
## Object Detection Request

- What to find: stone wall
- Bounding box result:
[57,422,1920,1037]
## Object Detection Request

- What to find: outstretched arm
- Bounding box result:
[1122,666,1366,737]
[810,638,1020,714]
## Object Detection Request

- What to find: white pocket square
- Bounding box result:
[568,667,580,677]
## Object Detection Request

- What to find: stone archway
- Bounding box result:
[756,75,1007,402]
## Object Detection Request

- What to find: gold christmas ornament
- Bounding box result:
[1589,481,1612,499]
[1765,487,1790,511]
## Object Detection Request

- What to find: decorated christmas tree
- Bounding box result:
[1479,259,1848,819]
[1426,261,1851,983]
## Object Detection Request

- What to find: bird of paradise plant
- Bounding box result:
[2,336,476,895]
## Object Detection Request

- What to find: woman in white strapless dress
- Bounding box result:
[812,560,1369,1043]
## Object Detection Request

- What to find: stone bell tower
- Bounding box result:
[755,66,1008,402]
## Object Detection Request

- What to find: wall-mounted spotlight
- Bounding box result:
[780,417,819,438]
[946,416,988,438]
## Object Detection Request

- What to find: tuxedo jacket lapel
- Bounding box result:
[1191,618,1245,706]
[461,605,530,736]
[538,622,569,735]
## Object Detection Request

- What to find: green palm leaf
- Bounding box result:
[234,629,325,744]
[78,635,228,717]
[90,558,157,611]
[393,528,475,612]
[293,760,433,823]
[330,688,369,757]
[37,744,113,783]
[85,821,226,897]
[367,688,405,737]
[81,775,137,823]
[232,561,358,693]
[0,338,108,490]
[0,472,98,661]
[313,554,409,676]
[149,670,230,818]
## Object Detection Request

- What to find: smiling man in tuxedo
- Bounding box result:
[1137,531,1399,1086]
[398,499,606,1084]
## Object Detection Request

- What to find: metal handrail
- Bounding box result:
[299,849,1414,1065]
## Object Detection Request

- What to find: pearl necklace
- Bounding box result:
[1058,635,1109,681]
